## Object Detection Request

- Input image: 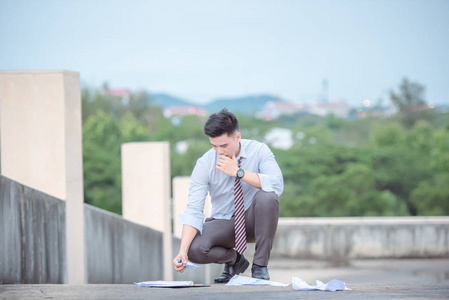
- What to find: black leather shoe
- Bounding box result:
[214,254,249,283]
[251,264,270,280]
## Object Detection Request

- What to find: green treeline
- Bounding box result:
[81,79,449,217]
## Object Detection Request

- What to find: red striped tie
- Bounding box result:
[234,157,247,254]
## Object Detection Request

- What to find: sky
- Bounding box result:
[1,0,448,107]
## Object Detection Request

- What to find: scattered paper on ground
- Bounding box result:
[291,277,351,291]
[226,275,290,287]
[134,281,194,287]
[134,280,210,288]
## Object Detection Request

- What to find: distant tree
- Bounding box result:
[411,173,449,215]
[370,121,434,215]
[119,112,150,142]
[390,78,432,128]
[83,111,122,214]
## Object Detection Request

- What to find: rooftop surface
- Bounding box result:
[1,258,448,299]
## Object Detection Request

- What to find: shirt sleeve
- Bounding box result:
[177,157,209,234]
[257,143,284,196]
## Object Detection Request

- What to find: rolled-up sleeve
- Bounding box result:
[177,158,209,234]
[257,144,284,196]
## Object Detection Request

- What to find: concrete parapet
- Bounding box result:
[84,204,164,283]
[0,175,66,283]
[270,217,449,263]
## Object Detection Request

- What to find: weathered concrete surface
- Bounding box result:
[121,142,173,280]
[0,176,66,284]
[268,217,449,262]
[84,205,164,283]
[0,175,216,284]
[0,70,86,284]
[1,258,448,299]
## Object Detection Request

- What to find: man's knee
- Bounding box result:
[187,240,209,263]
[254,190,279,209]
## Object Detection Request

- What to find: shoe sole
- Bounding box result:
[214,257,250,283]
[235,258,249,275]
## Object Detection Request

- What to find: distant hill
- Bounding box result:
[148,92,281,115]
[204,95,280,115]
[148,93,193,108]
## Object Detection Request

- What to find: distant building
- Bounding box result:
[355,105,398,119]
[163,106,208,118]
[261,99,353,120]
[264,127,293,150]
[105,88,132,105]
[309,101,351,118]
[261,100,308,120]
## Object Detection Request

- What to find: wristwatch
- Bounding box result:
[236,168,245,179]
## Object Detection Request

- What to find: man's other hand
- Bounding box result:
[173,252,188,273]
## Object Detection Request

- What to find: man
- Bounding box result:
[173,108,283,283]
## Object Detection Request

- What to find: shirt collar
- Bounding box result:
[237,140,247,160]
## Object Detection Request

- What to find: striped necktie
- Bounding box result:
[234,157,247,254]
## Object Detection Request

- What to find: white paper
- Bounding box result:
[134,280,194,287]
[184,261,200,269]
[226,275,290,287]
[177,260,200,269]
[291,277,351,291]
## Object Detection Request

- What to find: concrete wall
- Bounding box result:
[84,204,164,283]
[0,175,218,284]
[0,175,66,284]
[269,217,449,263]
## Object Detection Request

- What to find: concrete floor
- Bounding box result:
[1,258,448,299]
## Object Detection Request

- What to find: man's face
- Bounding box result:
[209,131,241,158]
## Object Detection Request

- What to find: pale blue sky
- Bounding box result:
[1,0,448,106]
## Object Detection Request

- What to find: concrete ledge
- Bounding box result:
[84,204,164,283]
[0,175,66,284]
[279,216,449,224]
[269,217,449,261]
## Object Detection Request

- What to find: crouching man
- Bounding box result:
[173,109,284,283]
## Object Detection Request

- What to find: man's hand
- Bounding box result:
[216,154,239,177]
[173,251,188,273]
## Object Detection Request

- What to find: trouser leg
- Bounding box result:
[187,217,237,265]
[245,190,280,266]
[188,190,279,267]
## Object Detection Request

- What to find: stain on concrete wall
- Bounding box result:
[84,205,164,283]
[0,175,66,284]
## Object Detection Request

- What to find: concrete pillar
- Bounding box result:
[121,142,172,281]
[172,176,212,283]
[0,70,85,284]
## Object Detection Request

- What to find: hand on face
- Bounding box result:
[216,154,239,177]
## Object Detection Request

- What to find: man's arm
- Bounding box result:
[173,224,198,273]
[239,170,261,189]
[256,144,284,196]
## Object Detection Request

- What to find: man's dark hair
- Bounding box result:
[204,108,239,137]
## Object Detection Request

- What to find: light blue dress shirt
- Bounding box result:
[178,139,284,234]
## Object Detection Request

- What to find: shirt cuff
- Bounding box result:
[178,211,204,234]
[258,173,283,196]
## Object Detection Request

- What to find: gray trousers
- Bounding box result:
[188,190,279,267]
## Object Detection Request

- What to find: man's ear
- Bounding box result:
[235,131,241,141]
